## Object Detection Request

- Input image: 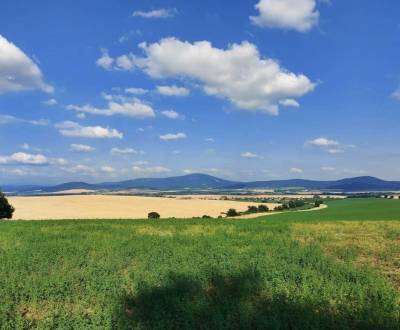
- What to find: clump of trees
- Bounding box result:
[226,209,239,217]
[257,204,269,212]
[0,192,14,220]
[313,195,324,208]
[148,212,160,220]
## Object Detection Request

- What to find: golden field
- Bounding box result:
[8,195,279,220]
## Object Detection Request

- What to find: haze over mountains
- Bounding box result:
[2,174,400,194]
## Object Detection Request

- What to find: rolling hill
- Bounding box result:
[2,174,400,194]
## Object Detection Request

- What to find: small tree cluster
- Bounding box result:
[226,208,239,217]
[0,192,14,220]
[313,195,324,208]
[148,212,160,220]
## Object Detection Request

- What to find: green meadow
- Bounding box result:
[0,198,399,329]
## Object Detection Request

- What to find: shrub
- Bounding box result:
[226,208,239,217]
[0,192,14,220]
[202,215,212,219]
[274,206,284,211]
[257,204,269,213]
[247,206,258,214]
[148,212,160,220]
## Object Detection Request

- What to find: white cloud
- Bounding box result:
[0,34,53,94]
[279,99,300,108]
[241,152,260,159]
[132,160,148,166]
[61,164,96,175]
[391,86,400,100]
[306,137,339,147]
[96,49,114,70]
[0,152,49,165]
[0,114,49,126]
[119,30,143,43]
[125,87,148,95]
[290,167,303,174]
[110,148,142,156]
[343,169,367,176]
[306,137,355,154]
[250,0,319,32]
[130,38,315,114]
[160,132,187,141]
[66,98,155,119]
[43,98,57,106]
[157,85,190,96]
[132,165,171,175]
[161,110,181,119]
[205,138,215,142]
[132,8,177,19]
[101,166,116,174]
[321,166,335,171]
[56,121,123,139]
[70,144,95,153]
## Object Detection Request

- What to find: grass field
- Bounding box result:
[0,198,399,329]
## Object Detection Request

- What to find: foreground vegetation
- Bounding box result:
[0,198,399,329]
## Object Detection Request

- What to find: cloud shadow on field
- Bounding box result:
[113,269,399,330]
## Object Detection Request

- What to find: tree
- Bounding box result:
[226,208,238,217]
[257,204,269,213]
[288,200,296,209]
[247,205,258,214]
[148,212,160,219]
[0,192,14,220]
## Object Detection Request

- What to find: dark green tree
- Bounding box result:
[226,209,238,217]
[148,212,160,220]
[0,192,14,220]
[247,206,258,214]
[257,204,269,212]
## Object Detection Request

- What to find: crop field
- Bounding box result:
[8,195,279,220]
[0,198,399,329]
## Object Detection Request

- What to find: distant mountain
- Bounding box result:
[2,174,400,194]
[97,173,238,190]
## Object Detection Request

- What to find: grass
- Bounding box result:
[0,198,399,329]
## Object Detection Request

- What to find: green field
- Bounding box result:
[0,198,399,329]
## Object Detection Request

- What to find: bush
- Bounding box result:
[148,212,160,219]
[247,206,258,214]
[257,204,269,213]
[226,208,239,217]
[202,215,212,219]
[0,192,14,220]
[274,206,284,211]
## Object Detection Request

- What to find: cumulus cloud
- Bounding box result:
[125,87,148,95]
[96,49,114,70]
[70,144,95,153]
[279,99,300,108]
[100,166,116,174]
[110,148,142,156]
[160,132,187,141]
[66,98,155,119]
[391,86,400,100]
[61,164,96,175]
[0,114,50,126]
[306,137,355,154]
[161,110,181,119]
[132,165,171,175]
[250,0,319,32]
[0,34,53,93]
[205,138,215,142]
[43,98,57,106]
[241,152,260,159]
[157,85,190,96]
[120,38,315,114]
[132,8,178,19]
[290,167,303,174]
[56,121,123,139]
[0,152,49,165]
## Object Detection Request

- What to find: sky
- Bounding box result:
[0,0,400,185]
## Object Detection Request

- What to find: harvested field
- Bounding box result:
[8,195,279,220]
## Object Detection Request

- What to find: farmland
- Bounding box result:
[8,195,279,220]
[0,198,399,329]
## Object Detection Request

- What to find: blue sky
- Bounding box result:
[0,0,400,185]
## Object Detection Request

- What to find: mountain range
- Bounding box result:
[2,174,400,194]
